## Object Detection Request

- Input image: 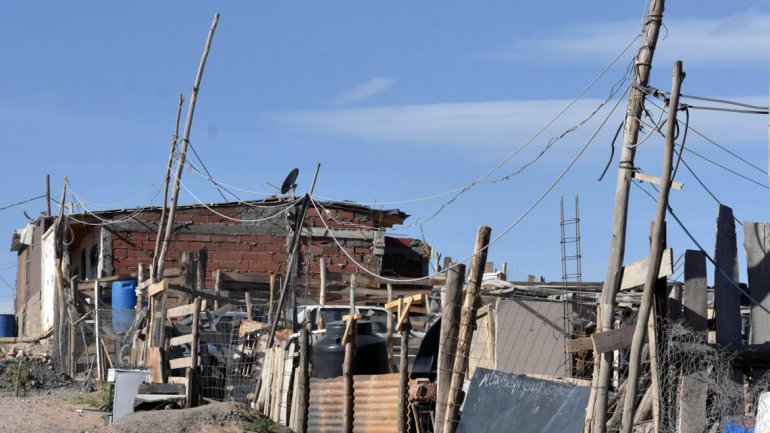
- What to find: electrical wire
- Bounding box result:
[0,195,46,212]
[187,140,231,203]
[315,34,642,209]
[633,181,770,314]
[309,84,630,283]
[683,147,768,190]
[176,175,302,223]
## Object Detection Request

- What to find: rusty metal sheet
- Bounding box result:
[353,373,400,433]
[308,377,345,433]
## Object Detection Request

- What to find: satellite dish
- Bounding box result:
[280,168,300,196]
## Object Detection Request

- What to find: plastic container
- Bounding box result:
[313,320,389,379]
[0,314,16,337]
[111,280,137,333]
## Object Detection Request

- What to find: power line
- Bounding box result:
[634,181,769,314]
[310,84,629,283]
[683,147,768,189]
[187,140,231,202]
[315,34,642,210]
[0,195,45,212]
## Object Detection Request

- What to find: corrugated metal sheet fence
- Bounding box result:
[308,373,400,433]
[352,373,400,433]
[308,376,345,433]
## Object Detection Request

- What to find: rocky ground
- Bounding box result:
[0,341,292,433]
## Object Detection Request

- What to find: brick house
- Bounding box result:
[10,197,430,337]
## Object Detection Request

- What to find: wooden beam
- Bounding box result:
[385,293,427,310]
[166,302,203,319]
[169,334,194,346]
[149,280,168,297]
[169,357,194,370]
[633,171,683,190]
[619,248,673,291]
[564,326,636,354]
[220,271,273,284]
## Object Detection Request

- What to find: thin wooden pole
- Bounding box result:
[434,263,466,433]
[267,163,321,348]
[593,2,666,431]
[269,273,276,322]
[620,60,684,433]
[94,279,101,382]
[296,325,310,433]
[137,263,148,310]
[398,301,410,433]
[45,174,51,216]
[442,226,492,433]
[386,283,394,370]
[187,297,201,408]
[196,247,207,292]
[152,93,184,282]
[157,14,219,281]
[342,321,356,433]
[319,258,327,306]
[245,291,253,319]
[214,269,222,311]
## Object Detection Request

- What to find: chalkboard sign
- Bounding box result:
[456,368,590,433]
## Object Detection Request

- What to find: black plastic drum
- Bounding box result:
[313,320,389,379]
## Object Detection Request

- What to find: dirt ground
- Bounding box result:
[0,389,107,433]
[0,342,290,433]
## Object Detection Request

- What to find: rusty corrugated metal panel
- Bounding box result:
[352,373,400,433]
[308,377,345,433]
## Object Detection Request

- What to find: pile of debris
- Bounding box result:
[0,343,76,394]
[98,401,293,433]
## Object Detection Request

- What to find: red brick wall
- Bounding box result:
[96,203,427,287]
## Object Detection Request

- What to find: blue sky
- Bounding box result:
[1,2,769,312]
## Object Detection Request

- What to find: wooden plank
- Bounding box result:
[148,347,164,384]
[618,248,673,291]
[169,334,194,346]
[714,205,744,402]
[385,293,427,310]
[745,223,770,344]
[169,357,194,370]
[168,376,188,385]
[633,171,683,190]
[279,342,295,425]
[678,249,708,433]
[166,302,198,319]
[715,205,741,347]
[593,325,636,354]
[566,326,636,354]
[220,271,273,284]
[149,280,168,297]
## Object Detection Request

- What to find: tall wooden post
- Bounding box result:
[137,263,148,310]
[180,251,194,305]
[620,60,684,433]
[715,204,743,397]
[157,14,220,281]
[434,263,466,433]
[398,303,410,433]
[45,174,51,216]
[296,325,310,433]
[267,163,321,347]
[677,250,708,433]
[593,2,666,431]
[214,269,222,311]
[151,93,184,282]
[269,273,276,323]
[442,226,491,433]
[342,323,356,433]
[196,247,207,292]
[386,283,394,370]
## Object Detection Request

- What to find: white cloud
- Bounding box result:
[276,96,767,148]
[495,12,770,65]
[331,76,394,106]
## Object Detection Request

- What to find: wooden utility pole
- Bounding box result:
[296,325,310,433]
[442,226,492,433]
[620,60,684,433]
[45,175,51,216]
[592,2,666,431]
[157,14,219,281]
[152,93,184,282]
[434,263,466,433]
[266,163,321,348]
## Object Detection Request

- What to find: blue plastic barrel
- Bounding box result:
[0,314,16,337]
[111,280,137,333]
